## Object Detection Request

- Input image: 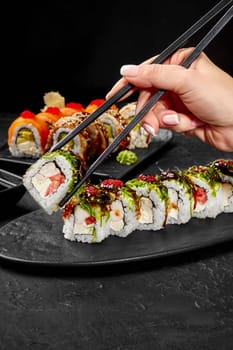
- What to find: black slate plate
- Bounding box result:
[93,129,173,179]
[0,129,173,180]
[0,183,26,209]
[0,167,26,208]
[0,209,233,267]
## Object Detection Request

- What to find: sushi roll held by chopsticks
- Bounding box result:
[23,150,83,214]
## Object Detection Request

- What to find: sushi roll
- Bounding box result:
[119,102,151,149]
[62,178,140,243]
[36,107,61,128]
[62,184,111,243]
[126,174,168,231]
[157,169,194,225]
[85,99,106,114]
[8,110,50,158]
[183,164,225,219]
[118,101,137,119]
[45,113,109,164]
[208,159,233,213]
[60,158,233,244]
[85,99,118,114]
[83,120,108,160]
[23,150,82,214]
[100,179,139,238]
[45,114,91,163]
[98,110,126,151]
[60,102,85,117]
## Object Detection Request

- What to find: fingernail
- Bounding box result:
[106,81,122,99]
[142,123,157,136]
[105,92,111,99]
[120,65,139,77]
[162,114,180,126]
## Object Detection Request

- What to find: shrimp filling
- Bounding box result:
[31,162,65,197]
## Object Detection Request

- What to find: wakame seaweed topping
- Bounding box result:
[210,159,233,176]
[120,186,139,211]
[79,200,110,225]
[159,170,182,181]
[187,165,221,183]
[159,169,194,198]
[126,177,169,203]
[79,185,112,205]
[42,150,78,168]
[185,165,221,196]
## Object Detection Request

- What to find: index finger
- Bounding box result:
[106,55,159,100]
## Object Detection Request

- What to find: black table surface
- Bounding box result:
[1,114,233,350]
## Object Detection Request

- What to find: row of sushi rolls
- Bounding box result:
[7,92,233,244]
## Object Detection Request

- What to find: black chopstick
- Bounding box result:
[59,3,233,208]
[0,168,23,188]
[50,0,232,153]
[0,178,18,188]
[0,156,33,166]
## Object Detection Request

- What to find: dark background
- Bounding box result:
[0,0,232,113]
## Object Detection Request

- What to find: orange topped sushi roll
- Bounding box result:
[85,99,106,114]
[36,107,62,128]
[8,110,50,158]
[60,102,85,117]
[85,98,118,114]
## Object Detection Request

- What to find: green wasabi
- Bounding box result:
[116,150,138,165]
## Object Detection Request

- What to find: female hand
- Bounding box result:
[106,48,233,152]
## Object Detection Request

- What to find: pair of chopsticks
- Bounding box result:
[56,0,232,207]
[0,168,22,188]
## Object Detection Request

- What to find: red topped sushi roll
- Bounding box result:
[208,159,233,213]
[62,178,140,243]
[126,174,168,231]
[62,183,112,243]
[183,164,227,219]
[21,155,233,243]
[157,169,194,225]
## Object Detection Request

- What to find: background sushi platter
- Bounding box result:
[0,129,173,181]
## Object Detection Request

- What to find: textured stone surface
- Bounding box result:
[1,117,233,349]
[1,249,233,350]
